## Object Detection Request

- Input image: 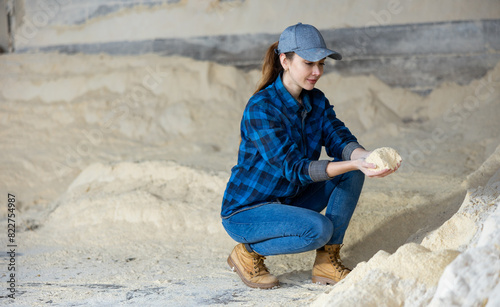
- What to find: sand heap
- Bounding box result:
[1,53,499,306]
[0,53,259,209]
[45,160,228,237]
[312,146,500,306]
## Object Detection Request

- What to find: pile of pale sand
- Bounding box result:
[365,147,402,171]
[1,53,499,306]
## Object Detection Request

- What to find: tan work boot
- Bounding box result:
[227,244,279,289]
[312,244,351,285]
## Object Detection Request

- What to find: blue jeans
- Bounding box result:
[222,170,365,256]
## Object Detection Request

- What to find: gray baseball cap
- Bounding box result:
[277,23,342,61]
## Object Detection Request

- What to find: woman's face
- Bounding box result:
[281,53,325,93]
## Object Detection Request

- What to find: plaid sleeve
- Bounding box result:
[322,98,361,160]
[242,101,314,186]
[308,160,331,181]
[342,142,365,161]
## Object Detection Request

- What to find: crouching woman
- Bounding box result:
[221,23,399,289]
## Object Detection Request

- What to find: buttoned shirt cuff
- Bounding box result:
[308,160,331,182]
[342,142,365,161]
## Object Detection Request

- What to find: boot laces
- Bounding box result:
[251,255,269,275]
[329,254,348,272]
[328,245,349,272]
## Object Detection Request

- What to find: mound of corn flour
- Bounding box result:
[366,147,402,171]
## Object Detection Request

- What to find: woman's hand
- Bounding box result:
[356,159,401,178]
[325,148,402,179]
[351,147,401,178]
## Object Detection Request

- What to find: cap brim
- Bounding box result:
[295,48,342,62]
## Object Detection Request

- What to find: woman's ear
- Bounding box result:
[279,53,289,71]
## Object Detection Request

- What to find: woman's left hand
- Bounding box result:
[364,161,401,178]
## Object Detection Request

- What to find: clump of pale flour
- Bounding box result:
[366,147,402,171]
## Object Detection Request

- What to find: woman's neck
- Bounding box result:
[282,71,303,103]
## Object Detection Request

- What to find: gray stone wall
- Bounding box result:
[0,0,10,52]
[21,19,500,94]
[3,1,500,94]
[18,0,180,26]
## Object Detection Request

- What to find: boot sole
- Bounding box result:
[227,256,279,289]
[312,275,338,285]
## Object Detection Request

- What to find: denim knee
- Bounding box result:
[308,215,334,249]
[348,170,365,185]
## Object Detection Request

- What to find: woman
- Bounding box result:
[221,23,399,289]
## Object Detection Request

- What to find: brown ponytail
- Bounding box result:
[254,41,294,95]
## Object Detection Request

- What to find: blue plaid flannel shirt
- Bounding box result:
[221,74,363,218]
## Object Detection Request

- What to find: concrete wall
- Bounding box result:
[0,0,9,52]
[4,0,500,93]
[10,0,500,49]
